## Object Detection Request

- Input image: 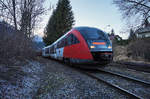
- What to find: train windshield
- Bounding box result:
[79,29,108,40]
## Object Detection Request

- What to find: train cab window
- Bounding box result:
[80,29,107,40]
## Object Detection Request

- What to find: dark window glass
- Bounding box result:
[50,45,54,54]
[67,34,72,45]
[57,42,59,48]
[79,29,107,40]
[61,39,65,47]
[45,48,49,54]
[56,34,80,48]
[64,37,68,46]
[60,40,62,47]
[66,34,80,46]
[58,41,61,48]
[60,37,66,47]
[72,34,80,44]
[57,38,65,48]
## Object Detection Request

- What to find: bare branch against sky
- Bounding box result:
[113,0,150,29]
[0,0,47,37]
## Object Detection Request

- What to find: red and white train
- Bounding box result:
[42,27,113,65]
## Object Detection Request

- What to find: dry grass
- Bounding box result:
[113,45,130,61]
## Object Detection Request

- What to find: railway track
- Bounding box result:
[111,62,150,73]
[98,68,150,86]
[75,67,150,99]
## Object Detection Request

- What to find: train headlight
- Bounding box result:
[90,46,95,49]
[108,45,112,49]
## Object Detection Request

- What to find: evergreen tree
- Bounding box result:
[43,0,75,45]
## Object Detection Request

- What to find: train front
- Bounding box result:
[78,27,113,64]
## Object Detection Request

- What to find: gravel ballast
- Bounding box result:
[0,60,44,99]
[92,72,150,98]
[0,57,148,98]
[34,58,131,99]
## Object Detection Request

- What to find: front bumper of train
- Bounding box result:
[91,51,113,62]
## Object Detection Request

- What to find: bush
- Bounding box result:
[112,39,130,46]
[127,38,150,61]
[0,23,36,65]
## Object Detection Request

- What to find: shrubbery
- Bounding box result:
[127,38,150,61]
[0,23,36,65]
[112,35,150,62]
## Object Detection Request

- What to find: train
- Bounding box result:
[42,27,113,65]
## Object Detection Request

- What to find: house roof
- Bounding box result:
[135,26,150,34]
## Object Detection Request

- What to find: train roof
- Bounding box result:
[74,26,104,32]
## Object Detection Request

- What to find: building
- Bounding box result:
[134,19,150,38]
[135,26,150,38]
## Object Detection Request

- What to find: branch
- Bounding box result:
[128,0,150,9]
[0,0,13,16]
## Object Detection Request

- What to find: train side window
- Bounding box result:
[45,48,49,54]
[72,34,80,44]
[67,34,72,46]
[50,45,54,54]
[61,38,65,48]
[57,42,59,48]
[56,42,59,48]
[62,36,67,47]
[65,34,80,46]
[50,47,52,54]
[58,41,61,48]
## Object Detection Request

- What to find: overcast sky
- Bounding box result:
[36,0,129,39]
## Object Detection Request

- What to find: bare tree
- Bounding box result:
[113,0,150,28]
[20,0,47,37]
[0,0,46,37]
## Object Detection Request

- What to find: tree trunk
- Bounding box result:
[12,0,17,30]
